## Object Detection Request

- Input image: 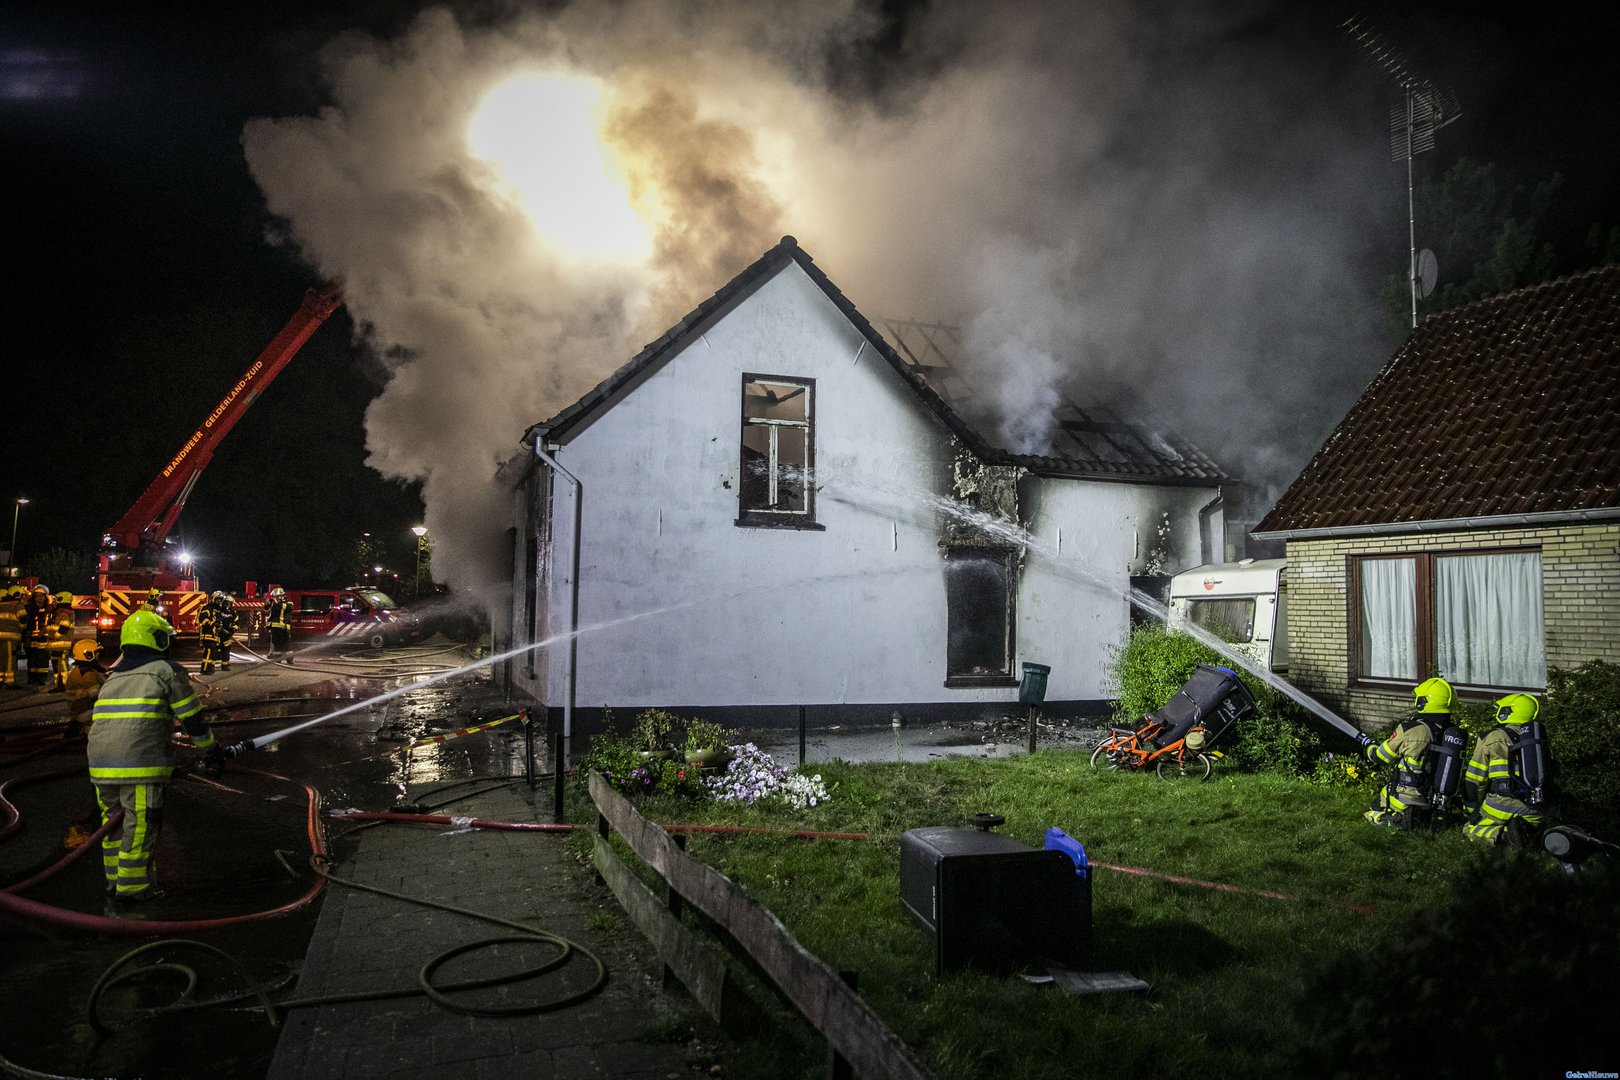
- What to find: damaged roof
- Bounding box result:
[1256,263,1620,537]
[532,236,1225,487]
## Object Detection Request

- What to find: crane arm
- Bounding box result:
[105,283,344,553]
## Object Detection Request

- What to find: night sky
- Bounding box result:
[3,2,1617,596]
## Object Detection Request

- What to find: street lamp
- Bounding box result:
[10,498,27,571]
[411,526,428,597]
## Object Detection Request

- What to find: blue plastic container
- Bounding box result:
[1044,827,1089,879]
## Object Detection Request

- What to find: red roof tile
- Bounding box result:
[1256,263,1620,535]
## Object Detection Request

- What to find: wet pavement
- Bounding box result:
[1,640,1108,1078]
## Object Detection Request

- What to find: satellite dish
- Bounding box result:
[1416,248,1438,298]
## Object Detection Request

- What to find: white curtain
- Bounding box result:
[1360,558,1416,679]
[1436,552,1545,688]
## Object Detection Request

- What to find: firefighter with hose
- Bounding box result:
[86,609,219,907]
[1461,693,1549,846]
[1356,677,1466,830]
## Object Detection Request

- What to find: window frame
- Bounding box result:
[736,372,822,530]
[1350,546,1546,694]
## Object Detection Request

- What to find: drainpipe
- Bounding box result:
[526,425,581,746]
[1198,490,1223,565]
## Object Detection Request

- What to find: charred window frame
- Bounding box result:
[1351,548,1546,693]
[943,546,1018,687]
[737,374,822,530]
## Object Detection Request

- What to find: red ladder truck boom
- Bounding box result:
[97,283,343,639]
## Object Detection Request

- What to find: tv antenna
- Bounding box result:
[1342,14,1461,327]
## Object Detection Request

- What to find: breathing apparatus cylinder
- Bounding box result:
[1510,720,1550,805]
[1428,724,1466,810]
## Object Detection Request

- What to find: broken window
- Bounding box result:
[944,547,1016,684]
[738,374,817,527]
[1353,549,1545,690]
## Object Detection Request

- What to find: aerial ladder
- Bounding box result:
[96,283,344,640]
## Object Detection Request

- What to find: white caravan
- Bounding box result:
[1167,558,1288,673]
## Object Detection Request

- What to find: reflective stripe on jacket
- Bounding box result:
[266,599,293,630]
[1464,725,1517,802]
[86,656,211,782]
[1370,720,1434,803]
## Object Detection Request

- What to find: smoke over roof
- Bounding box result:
[243,1,1393,590]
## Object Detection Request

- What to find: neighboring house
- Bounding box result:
[1254,264,1620,729]
[502,236,1227,734]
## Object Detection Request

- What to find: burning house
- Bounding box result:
[502,236,1228,733]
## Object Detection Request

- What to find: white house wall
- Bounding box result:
[525,260,1219,715]
[1017,478,1219,699]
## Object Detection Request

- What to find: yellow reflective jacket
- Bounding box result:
[86,650,212,783]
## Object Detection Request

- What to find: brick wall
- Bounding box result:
[1283,522,1620,730]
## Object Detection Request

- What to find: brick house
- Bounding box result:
[1253,264,1620,728]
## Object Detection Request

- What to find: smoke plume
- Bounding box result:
[243,0,1394,589]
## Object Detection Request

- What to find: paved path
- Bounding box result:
[268,782,712,1080]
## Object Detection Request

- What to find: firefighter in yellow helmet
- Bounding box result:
[86,609,217,906]
[1461,693,1549,845]
[1356,677,1455,829]
[264,586,294,664]
[24,584,53,684]
[62,638,108,743]
[0,586,23,687]
[43,592,76,690]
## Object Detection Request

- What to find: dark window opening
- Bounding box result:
[738,374,819,528]
[945,547,1016,684]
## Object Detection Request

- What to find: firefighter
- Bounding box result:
[1356,677,1454,829]
[1462,693,1549,846]
[42,594,75,690]
[0,586,23,687]
[138,587,162,612]
[62,639,108,742]
[24,584,55,684]
[198,591,237,674]
[86,609,217,906]
[264,586,294,664]
[214,591,237,672]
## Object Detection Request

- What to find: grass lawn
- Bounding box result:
[568,748,1619,1080]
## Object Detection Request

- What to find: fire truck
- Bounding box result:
[96,284,344,643]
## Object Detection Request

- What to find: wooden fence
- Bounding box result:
[589,772,934,1080]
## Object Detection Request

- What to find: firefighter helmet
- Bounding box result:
[1413,677,1454,714]
[121,609,174,651]
[33,584,48,595]
[71,639,101,663]
[1494,693,1539,726]
[55,591,73,604]
[269,587,286,598]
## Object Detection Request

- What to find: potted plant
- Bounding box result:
[632,708,678,762]
[682,716,733,772]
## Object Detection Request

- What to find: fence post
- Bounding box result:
[825,970,859,1080]
[663,833,688,989]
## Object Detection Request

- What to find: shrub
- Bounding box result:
[1541,660,1620,832]
[631,708,678,752]
[579,729,705,798]
[683,716,731,755]
[1105,625,1326,777]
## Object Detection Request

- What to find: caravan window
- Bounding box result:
[1184,598,1255,643]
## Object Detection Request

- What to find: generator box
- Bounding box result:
[899,826,1090,975]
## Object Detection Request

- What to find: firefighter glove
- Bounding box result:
[200,746,226,778]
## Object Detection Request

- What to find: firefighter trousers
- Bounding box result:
[200,637,232,674]
[0,637,16,685]
[93,781,165,899]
